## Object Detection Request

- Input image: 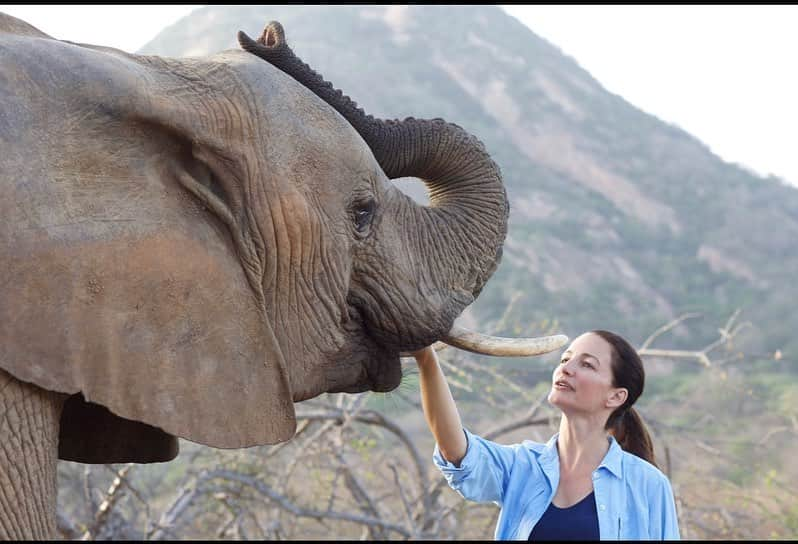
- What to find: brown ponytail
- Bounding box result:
[591,330,657,468]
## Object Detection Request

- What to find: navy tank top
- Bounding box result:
[528,491,599,541]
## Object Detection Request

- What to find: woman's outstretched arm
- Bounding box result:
[413,346,467,465]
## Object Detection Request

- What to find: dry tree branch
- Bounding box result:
[213,488,267,540]
[672,483,688,540]
[458,357,541,404]
[331,429,389,540]
[214,492,245,539]
[80,463,135,540]
[638,348,713,367]
[436,356,474,393]
[288,403,435,536]
[757,425,793,445]
[388,461,418,538]
[483,391,552,441]
[325,463,346,514]
[56,509,80,540]
[697,309,752,365]
[148,404,434,540]
[99,463,151,527]
[296,408,432,518]
[198,469,414,538]
[256,410,351,534]
[261,418,311,459]
[273,416,338,499]
[148,484,202,540]
[688,515,723,537]
[83,465,96,515]
[640,312,703,350]
[637,309,751,367]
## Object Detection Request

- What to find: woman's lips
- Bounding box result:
[554,380,573,391]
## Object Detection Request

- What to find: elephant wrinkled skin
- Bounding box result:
[0,13,511,538]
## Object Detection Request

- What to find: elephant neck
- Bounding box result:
[0,369,65,539]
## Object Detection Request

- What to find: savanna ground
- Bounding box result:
[56,312,798,540]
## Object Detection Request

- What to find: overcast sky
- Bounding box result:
[3,4,796,187]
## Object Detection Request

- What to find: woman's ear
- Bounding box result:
[606,387,628,410]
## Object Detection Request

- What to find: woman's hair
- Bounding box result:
[590,330,657,467]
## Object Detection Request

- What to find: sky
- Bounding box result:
[3,5,796,188]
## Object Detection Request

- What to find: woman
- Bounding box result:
[413,330,680,540]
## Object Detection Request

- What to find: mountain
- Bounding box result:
[140,5,798,358]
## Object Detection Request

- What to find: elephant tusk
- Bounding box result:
[401,327,568,359]
[442,325,568,357]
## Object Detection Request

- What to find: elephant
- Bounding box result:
[0,13,566,538]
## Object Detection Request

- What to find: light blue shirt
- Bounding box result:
[434,428,681,540]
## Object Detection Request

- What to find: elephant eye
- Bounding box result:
[353,198,376,235]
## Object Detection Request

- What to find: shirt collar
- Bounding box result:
[539,432,624,480]
[598,434,624,479]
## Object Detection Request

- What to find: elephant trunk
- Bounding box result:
[239,23,509,330]
[374,117,509,304]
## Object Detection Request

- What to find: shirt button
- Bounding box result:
[599,504,606,511]
[592,473,599,480]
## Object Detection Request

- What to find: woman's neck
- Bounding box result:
[556,414,610,474]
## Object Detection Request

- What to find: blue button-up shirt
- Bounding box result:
[434,428,681,540]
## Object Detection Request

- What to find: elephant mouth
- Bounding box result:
[337,298,569,396]
[327,301,403,395]
[335,346,402,395]
[362,349,402,393]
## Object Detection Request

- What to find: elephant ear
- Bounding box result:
[0,33,296,461]
[0,166,297,457]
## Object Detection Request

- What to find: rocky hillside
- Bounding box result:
[140,5,798,358]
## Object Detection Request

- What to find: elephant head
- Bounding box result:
[0,14,561,466]
[236,25,513,350]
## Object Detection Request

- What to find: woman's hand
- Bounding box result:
[414,344,467,465]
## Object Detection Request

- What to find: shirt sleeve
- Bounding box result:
[432,427,518,506]
[650,474,681,540]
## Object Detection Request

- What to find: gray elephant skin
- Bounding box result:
[0,13,509,538]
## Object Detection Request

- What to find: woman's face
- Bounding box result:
[548,332,627,416]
